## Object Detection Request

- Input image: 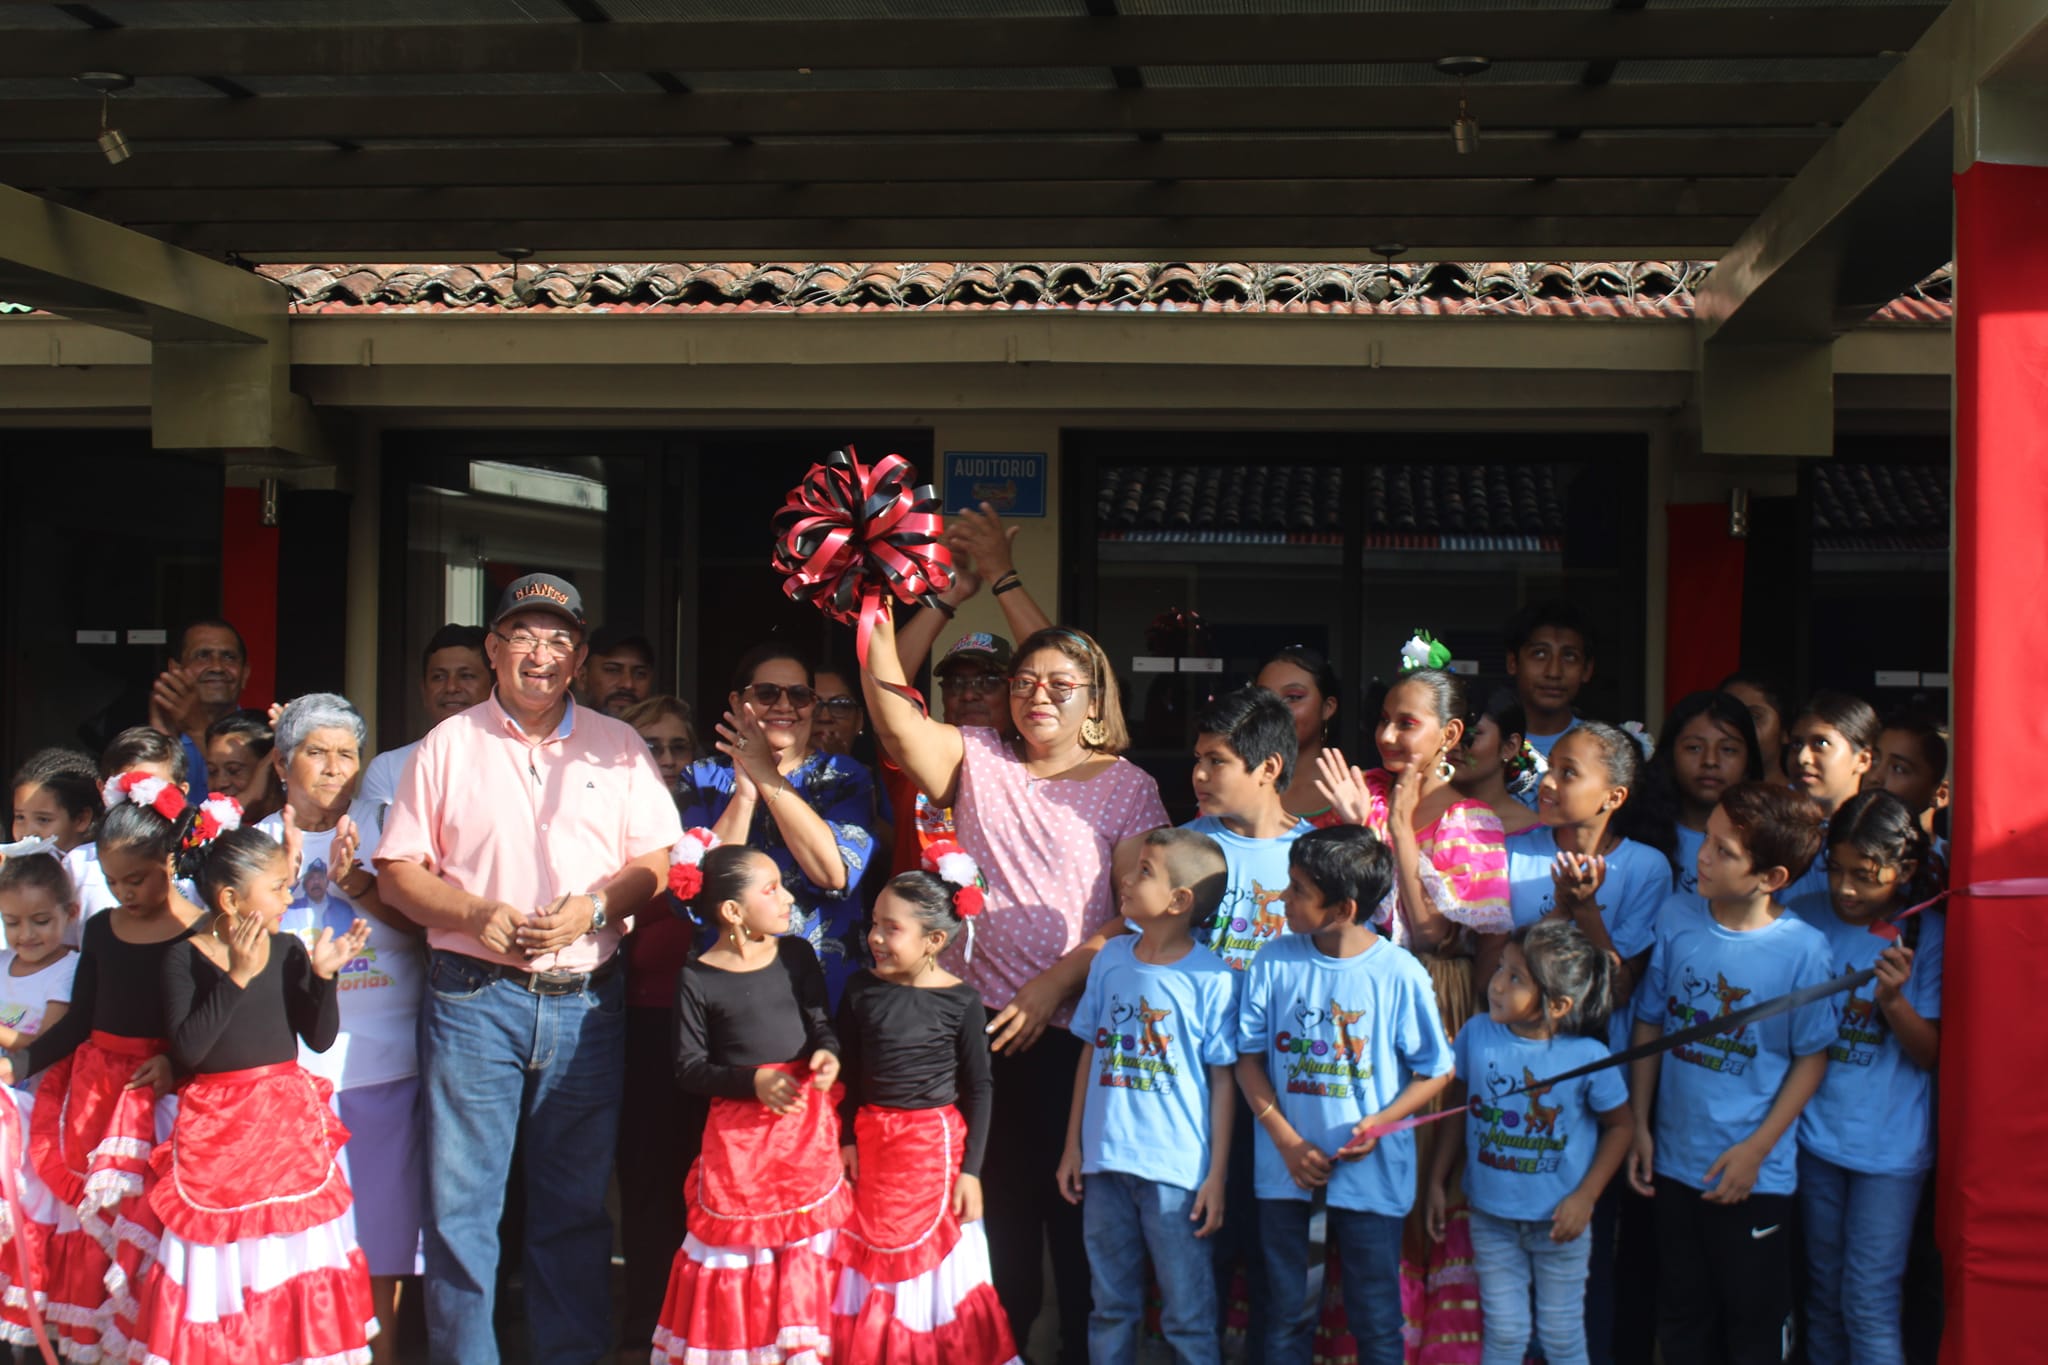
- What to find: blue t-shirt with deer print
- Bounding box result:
[1070,936,1242,1192]
[1455,1014,1628,1222]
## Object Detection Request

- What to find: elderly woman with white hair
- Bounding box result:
[258,691,426,1365]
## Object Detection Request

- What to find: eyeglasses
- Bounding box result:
[1009,675,1094,704]
[743,683,817,711]
[644,739,695,760]
[941,675,1005,697]
[495,630,579,658]
[816,697,860,717]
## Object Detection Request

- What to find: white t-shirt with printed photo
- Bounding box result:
[0,947,79,1091]
[258,812,424,1090]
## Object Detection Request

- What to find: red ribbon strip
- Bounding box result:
[0,1091,57,1365]
[770,447,955,671]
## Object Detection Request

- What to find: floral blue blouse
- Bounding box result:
[679,753,878,1007]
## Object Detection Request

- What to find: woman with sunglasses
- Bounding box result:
[679,644,877,1008]
[860,606,1169,1360]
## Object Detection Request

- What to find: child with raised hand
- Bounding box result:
[1425,922,1634,1365]
[0,773,221,1360]
[654,841,847,1365]
[1237,825,1454,1365]
[1641,692,1765,895]
[1058,827,1240,1365]
[1791,790,1942,1365]
[1627,782,1836,1365]
[1503,721,1671,1053]
[124,825,378,1365]
[830,851,1016,1365]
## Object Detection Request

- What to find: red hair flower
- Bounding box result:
[923,839,987,918]
[667,827,721,901]
[101,770,186,823]
[185,794,244,848]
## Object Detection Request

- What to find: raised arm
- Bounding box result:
[861,605,968,807]
[944,502,1054,642]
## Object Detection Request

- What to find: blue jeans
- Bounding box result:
[1469,1207,1594,1365]
[420,951,626,1365]
[1798,1149,1923,1365]
[1259,1199,1403,1365]
[1082,1171,1218,1365]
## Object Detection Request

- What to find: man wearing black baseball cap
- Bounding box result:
[379,569,682,1365]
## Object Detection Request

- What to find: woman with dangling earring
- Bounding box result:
[859,613,1169,1360]
[652,836,848,1365]
[1313,634,1511,1365]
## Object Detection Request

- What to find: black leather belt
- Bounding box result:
[464,951,619,997]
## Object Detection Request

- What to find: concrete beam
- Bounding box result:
[1698,0,2048,344]
[0,182,325,457]
[0,10,1941,77]
[0,183,279,343]
[1693,0,2048,454]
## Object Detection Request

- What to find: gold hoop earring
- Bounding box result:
[1436,752,1456,782]
[1081,716,1108,747]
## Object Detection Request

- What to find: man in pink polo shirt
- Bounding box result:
[378,572,682,1365]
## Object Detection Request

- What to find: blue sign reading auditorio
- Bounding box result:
[944,451,1048,518]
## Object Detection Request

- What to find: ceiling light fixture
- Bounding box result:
[1365,243,1407,305]
[74,72,134,165]
[1435,56,1490,156]
[500,247,536,307]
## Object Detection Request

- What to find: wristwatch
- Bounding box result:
[588,890,609,932]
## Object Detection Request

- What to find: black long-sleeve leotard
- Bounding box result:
[161,932,339,1074]
[834,969,993,1177]
[674,936,839,1100]
[22,911,199,1076]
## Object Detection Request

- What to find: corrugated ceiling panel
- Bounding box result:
[75,1,574,26]
[680,67,1119,91]
[1142,62,1588,86]
[1613,56,1901,82]
[0,75,237,99]
[601,0,1086,17]
[230,72,672,96]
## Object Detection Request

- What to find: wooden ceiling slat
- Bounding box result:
[0,134,1832,191]
[63,177,1787,223]
[0,84,1870,141]
[0,11,1942,78]
[137,213,1761,255]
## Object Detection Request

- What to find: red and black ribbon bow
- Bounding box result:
[770,447,955,668]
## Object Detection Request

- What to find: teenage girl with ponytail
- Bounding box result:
[829,851,1016,1365]
[123,824,377,1364]
[0,772,227,1358]
[652,835,847,1365]
[1424,921,1634,1365]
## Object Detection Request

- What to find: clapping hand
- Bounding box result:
[309,918,371,979]
[148,664,203,739]
[330,815,362,890]
[225,911,272,987]
[943,501,1020,582]
[716,702,779,792]
[1550,851,1607,917]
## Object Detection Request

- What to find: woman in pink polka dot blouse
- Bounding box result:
[863,605,1169,1361]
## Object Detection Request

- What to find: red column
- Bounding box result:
[1661,502,1745,712]
[219,484,279,709]
[1942,159,2048,1362]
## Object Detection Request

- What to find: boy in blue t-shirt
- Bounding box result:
[1628,782,1836,1365]
[1504,599,1597,807]
[1179,685,1313,1350]
[1059,827,1241,1365]
[1237,826,1453,1365]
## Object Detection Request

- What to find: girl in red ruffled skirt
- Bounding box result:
[829,856,1018,1365]
[119,823,375,1365]
[656,840,849,1365]
[0,773,223,1360]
